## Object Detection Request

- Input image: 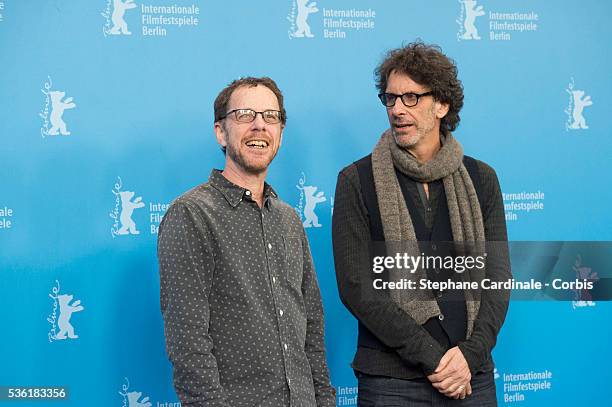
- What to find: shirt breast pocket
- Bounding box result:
[283,236,303,291]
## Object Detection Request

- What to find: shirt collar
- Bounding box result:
[209,169,278,208]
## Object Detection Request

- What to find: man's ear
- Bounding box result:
[435,101,450,119]
[214,121,227,149]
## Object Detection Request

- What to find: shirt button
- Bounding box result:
[438,314,445,321]
[287,378,291,386]
[245,190,251,196]
[426,207,432,212]
[279,309,284,316]
[432,244,437,251]
[268,243,272,250]
[272,276,276,284]
[284,343,288,351]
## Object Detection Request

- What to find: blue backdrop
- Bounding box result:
[1,1,611,406]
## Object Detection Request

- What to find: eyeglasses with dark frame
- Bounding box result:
[220,108,283,124]
[378,91,433,108]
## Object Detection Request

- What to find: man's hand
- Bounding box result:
[458,382,472,400]
[427,346,472,399]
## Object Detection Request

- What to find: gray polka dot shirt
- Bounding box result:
[158,170,335,407]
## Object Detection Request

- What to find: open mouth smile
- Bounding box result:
[245,139,270,149]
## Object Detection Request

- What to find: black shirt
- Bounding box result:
[332,155,511,378]
[158,170,335,407]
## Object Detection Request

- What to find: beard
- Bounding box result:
[225,133,277,175]
[391,105,437,149]
[392,128,424,148]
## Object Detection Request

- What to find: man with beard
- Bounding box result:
[158,77,335,407]
[332,42,510,406]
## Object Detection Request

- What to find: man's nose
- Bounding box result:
[390,97,407,116]
[251,112,267,129]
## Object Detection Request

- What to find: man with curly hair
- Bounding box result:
[332,41,511,406]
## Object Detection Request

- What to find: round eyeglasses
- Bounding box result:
[378,91,433,108]
[220,109,283,124]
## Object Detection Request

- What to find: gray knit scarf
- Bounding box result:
[371,129,485,338]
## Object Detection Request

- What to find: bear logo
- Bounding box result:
[118,191,144,235]
[293,0,318,38]
[110,0,137,35]
[569,89,593,130]
[460,0,485,40]
[127,391,152,407]
[572,255,598,308]
[300,185,326,228]
[56,294,84,340]
[48,91,76,136]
